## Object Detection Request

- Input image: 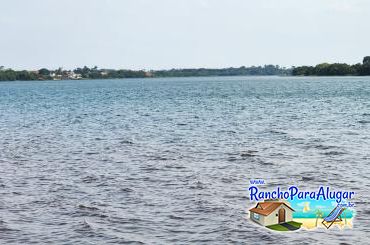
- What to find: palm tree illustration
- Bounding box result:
[315,209,324,227]
[343,209,347,225]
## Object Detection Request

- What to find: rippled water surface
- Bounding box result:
[1,76,370,244]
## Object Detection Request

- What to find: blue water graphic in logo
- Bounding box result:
[290,198,355,219]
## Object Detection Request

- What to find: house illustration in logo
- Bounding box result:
[249,199,295,226]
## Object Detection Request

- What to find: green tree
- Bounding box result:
[315,209,324,227]
[362,56,370,75]
[363,56,370,65]
[56,67,63,75]
[39,68,50,76]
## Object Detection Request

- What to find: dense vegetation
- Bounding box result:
[2,57,370,81]
[0,66,148,81]
[0,66,39,81]
[0,65,291,81]
[292,56,370,76]
[153,65,291,77]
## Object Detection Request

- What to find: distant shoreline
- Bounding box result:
[0,65,291,81]
[2,75,370,83]
[292,56,370,76]
[1,56,370,81]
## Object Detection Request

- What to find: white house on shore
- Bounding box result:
[249,199,294,226]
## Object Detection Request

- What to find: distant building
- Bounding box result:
[63,71,82,80]
[249,199,294,226]
[145,71,153,77]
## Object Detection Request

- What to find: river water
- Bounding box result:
[0,76,369,244]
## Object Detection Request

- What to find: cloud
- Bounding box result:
[314,205,326,209]
[296,202,308,207]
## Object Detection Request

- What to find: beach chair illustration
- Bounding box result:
[322,205,346,229]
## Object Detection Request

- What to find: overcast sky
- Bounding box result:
[1,0,369,70]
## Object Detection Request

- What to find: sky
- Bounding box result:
[1,0,369,70]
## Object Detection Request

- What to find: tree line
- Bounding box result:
[2,57,370,81]
[292,56,370,76]
[0,65,291,81]
[0,66,148,81]
[153,65,291,77]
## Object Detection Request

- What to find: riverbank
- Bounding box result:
[0,65,291,81]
